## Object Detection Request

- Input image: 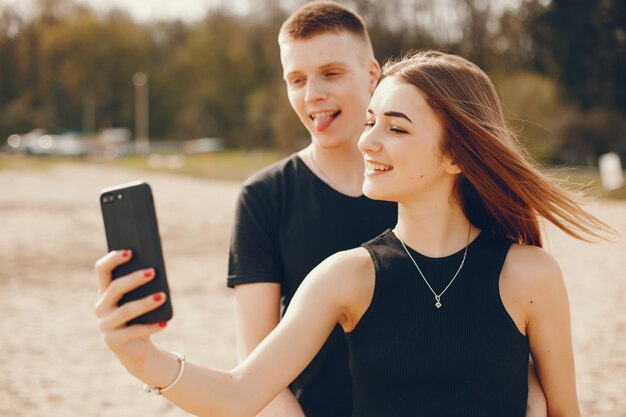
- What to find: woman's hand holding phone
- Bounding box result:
[93,249,168,374]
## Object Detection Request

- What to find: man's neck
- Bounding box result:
[299,142,364,197]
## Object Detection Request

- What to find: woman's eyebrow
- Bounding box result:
[384,111,413,123]
[367,109,413,124]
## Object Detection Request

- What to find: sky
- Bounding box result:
[0,0,252,21]
[0,0,531,23]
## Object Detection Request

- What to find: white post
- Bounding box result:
[598,152,624,191]
[133,72,149,154]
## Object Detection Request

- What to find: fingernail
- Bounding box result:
[121,250,130,258]
[153,293,163,302]
[143,268,154,278]
[158,322,167,328]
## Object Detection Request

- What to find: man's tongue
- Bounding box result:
[313,113,335,132]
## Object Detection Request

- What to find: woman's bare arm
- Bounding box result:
[504,245,580,417]
[94,248,372,417]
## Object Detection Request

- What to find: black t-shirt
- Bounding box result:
[228,154,397,417]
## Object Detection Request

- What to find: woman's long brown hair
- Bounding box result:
[383,50,611,247]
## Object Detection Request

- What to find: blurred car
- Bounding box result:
[182,137,223,154]
[90,127,132,159]
[5,129,47,154]
[25,132,90,156]
[5,129,128,157]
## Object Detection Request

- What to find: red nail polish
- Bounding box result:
[143,269,153,278]
[159,322,167,328]
[121,250,130,258]
[153,293,163,302]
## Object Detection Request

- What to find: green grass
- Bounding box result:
[111,149,286,181]
[547,166,626,200]
[2,152,625,199]
[0,149,287,182]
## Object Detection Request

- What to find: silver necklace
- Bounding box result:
[396,224,472,309]
[309,149,330,184]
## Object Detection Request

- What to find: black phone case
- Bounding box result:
[100,181,172,325]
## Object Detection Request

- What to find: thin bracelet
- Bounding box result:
[143,352,186,396]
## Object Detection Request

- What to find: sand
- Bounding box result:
[0,162,624,416]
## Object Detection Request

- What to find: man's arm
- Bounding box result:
[234,283,305,417]
[526,357,547,417]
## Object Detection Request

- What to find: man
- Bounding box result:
[227,3,395,417]
[227,2,545,417]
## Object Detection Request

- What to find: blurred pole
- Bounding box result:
[133,72,149,154]
[82,95,96,133]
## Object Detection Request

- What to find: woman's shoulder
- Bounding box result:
[290,248,374,311]
[314,247,375,286]
[501,244,565,305]
[500,244,568,329]
[504,244,562,282]
[307,248,375,331]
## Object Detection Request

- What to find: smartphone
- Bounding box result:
[100,180,173,325]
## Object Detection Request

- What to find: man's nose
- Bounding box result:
[305,77,327,103]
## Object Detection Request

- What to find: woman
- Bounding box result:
[94,51,609,416]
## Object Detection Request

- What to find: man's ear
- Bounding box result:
[368,59,382,94]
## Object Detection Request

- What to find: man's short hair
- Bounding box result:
[278,1,372,51]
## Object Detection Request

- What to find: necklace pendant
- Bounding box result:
[396,225,471,312]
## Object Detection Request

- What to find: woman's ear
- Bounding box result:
[444,158,462,175]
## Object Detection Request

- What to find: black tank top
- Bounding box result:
[346,229,529,417]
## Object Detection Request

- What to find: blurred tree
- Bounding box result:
[491,1,544,70]
[147,20,189,140]
[158,9,273,145]
[347,0,441,61]
[0,6,59,137]
[0,8,25,105]
[1,0,622,164]
[41,8,150,132]
[494,71,561,161]
[553,107,626,166]
[531,0,626,114]
[456,0,491,68]
[529,0,626,162]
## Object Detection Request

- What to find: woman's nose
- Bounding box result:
[358,126,382,153]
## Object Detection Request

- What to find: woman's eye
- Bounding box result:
[390,126,407,134]
[364,120,375,128]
